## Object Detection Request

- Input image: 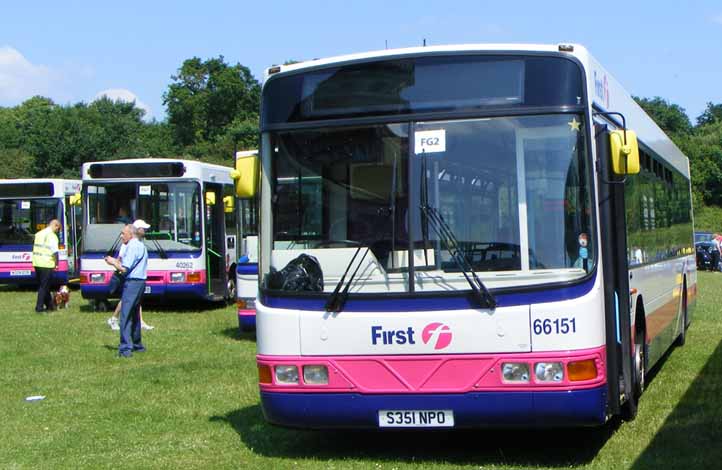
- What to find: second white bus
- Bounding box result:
[79,159,241,307]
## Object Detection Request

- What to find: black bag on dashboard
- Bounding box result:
[265,254,324,292]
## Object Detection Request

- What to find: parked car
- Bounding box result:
[696,241,719,271]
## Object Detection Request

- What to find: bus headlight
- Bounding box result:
[502,363,530,382]
[275,365,299,384]
[170,272,186,283]
[303,365,328,385]
[90,273,105,283]
[535,362,564,382]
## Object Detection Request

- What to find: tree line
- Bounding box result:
[0,56,260,179]
[0,56,721,228]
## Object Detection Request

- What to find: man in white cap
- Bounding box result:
[104,219,150,357]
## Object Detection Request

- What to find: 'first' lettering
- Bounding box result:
[371,326,416,345]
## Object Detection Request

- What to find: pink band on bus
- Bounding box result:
[257,345,607,394]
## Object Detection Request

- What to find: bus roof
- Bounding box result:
[0,178,81,198]
[81,158,234,184]
[265,43,689,176]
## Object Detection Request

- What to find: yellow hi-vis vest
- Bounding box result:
[32,227,58,269]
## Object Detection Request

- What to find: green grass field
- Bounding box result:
[1,274,721,469]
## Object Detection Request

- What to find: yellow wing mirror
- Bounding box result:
[609,130,640,175]
[205,192,216,206]
[233,150,259,198]
[223,195,234,213]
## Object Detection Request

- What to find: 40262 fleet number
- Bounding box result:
[533,318,577,335]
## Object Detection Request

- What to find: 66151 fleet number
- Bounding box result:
[533,318,577,335]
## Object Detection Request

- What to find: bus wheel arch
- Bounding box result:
[623,297,647,420]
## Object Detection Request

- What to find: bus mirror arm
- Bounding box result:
[593,111,629,185]
[595,160,627,186]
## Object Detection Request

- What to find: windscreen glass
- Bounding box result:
[83,182,202,253]
[265,114,594,294]
[0,199,62,246]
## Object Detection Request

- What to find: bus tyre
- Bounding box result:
[622,331,646,421]
[676,284,688,347]
[226,276,237,303]
[676,307,687,347]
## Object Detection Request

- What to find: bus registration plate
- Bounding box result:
[378,410,454,428]
[10,270,31,276]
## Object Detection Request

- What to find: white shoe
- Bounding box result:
[107,317,120,331]
[141,321,154,331]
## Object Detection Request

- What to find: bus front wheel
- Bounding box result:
[93,299,110,312]
[622,328,646,421]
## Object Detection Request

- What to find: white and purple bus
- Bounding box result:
[0,179,82,286]
[251,44,696,428]
[235,151,260,332]
[80,159,240,308]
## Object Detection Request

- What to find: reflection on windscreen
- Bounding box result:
[0,199,61,245]
[268,114,594,293]
[84,182,201,252]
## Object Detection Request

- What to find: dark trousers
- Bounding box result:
[35,267,55,312]
[119,279,146,354]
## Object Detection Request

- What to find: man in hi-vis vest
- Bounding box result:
[32,219,61,313]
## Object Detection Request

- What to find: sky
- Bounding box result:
[1,0,721,122]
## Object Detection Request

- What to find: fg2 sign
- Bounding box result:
[415,129,446,154]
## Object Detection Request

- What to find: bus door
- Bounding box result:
[204,183,226,298]
[64,196,82,277]
[595,122,634,417]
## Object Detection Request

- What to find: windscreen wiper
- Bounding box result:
[149,238,168,259]
[422,205,496,308]
[419,152,431,267]
[420,157,496,310]
[105,234,122,257]
[389,154,398,269]
[325,245,370,313]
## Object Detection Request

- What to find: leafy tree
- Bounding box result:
[134,122,179,157]
[14,96,148,178]
[677,121,722,207]
[163,56,260,148]
[633,96,692,137]
[0,148,33,178]
[696,102,722,127]
[0,107,21,149]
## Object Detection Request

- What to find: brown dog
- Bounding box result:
[54,285,70,309]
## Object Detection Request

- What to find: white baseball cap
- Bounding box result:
[132,219,150,229]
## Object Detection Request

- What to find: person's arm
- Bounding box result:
[104,255,126,272]
[120,243,140,275]
[50,233,60,268]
